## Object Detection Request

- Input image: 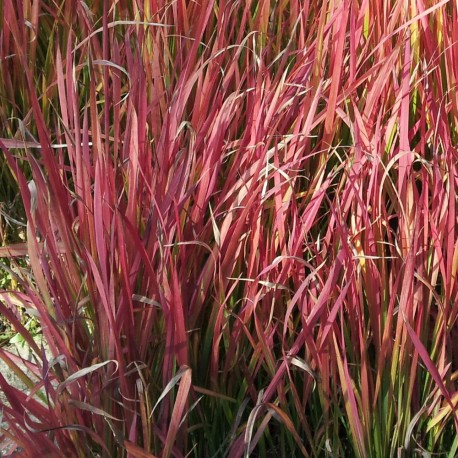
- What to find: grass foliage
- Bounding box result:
[1,0,458,456]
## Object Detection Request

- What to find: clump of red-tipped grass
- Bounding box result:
[1,0,458,457]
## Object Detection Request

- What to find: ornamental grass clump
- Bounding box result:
[0,0,458,456]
